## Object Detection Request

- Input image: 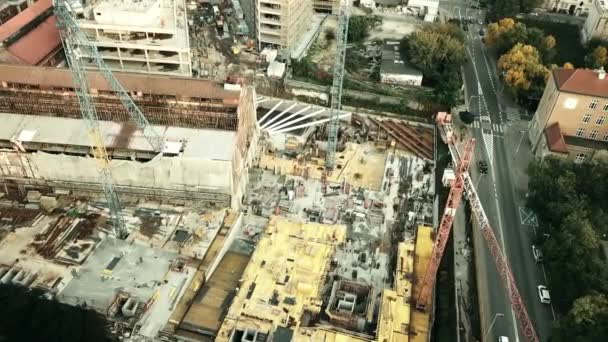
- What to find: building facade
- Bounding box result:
[582,0,608,42]
[541,0,593,16]
[256,0,312,50]
[529,68,608,163]
[71,0,192,77]
[313,0,339,14]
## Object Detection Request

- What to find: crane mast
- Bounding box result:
[54,1,165,238]
[422,112,539,342]
[325,0,350,170]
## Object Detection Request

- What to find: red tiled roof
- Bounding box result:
[552,68,608,98]
[0,0,60,65]
[0,0,53,41]
[7,16,61,65]
[544,122,568,153]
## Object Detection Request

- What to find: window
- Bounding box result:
[589,99,599,109]
[603,103,608,111]
[575,153,587,164]
[604,133,608,142]
[590,130,598,139]
[582,113,592,123]
[597,116,606,125]
[576,128,585,137]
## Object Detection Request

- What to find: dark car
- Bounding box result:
[478,161,488,174]
[479,28,485,36]
[463,23,469,31]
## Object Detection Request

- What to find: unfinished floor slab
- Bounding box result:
[58,237,178,312]
[258,142,388,191]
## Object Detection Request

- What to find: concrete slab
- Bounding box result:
[59,237,178,312]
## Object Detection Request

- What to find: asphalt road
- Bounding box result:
[460,17,556,342]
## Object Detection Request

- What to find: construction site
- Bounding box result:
[0,56,441,341]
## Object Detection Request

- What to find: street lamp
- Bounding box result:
[483,313,504,341]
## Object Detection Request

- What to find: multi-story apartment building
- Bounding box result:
[582,0,608,42]
[69,0,192,77]
[256,0,312,50]
[541,0,593,16]
[529,68,608,163]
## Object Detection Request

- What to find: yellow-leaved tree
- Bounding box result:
[498,43,549,92]
[485,18,516,46]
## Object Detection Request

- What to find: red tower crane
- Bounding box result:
[416,137,475,310]
[416,112,539,342]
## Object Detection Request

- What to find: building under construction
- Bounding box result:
[0,64,258,208]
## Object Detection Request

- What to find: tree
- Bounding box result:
[498,43,549,105]
[552,294,608,342]
[488,0,543,20]
[400,23,466,107]
[563,62,574,69]
[587,46,608,69]
[348,16,381,43]
[485,18,516,47]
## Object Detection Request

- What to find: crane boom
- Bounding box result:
[55,5,127,238]
[435,113,539,342]
[325,0,350,170]
[416,138,475,310]
[54,2,164,151]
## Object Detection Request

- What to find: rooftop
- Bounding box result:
[544,122,568,154]
[377,241,415,342]
[564,134,608,151]
[0,0,60,65]
[0,64,239,101]
[216,217,347,340]
[552,68,608,98]
[0,113,236,160]
[381,41,423,77]
[58,237,180,312]
[410,225,433,342]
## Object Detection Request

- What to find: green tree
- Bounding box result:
[400,23,466,107]
[347,16,381,43]
[552,294,608,342]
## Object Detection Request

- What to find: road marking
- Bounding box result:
[518,207,539,226]
[469,35,521,342]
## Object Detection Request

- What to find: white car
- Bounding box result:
[532,245,544,263]
[480,116,492,134]
[538,285,551,304]
[498,337,510,342]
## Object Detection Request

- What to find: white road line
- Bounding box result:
[471,37,521,342]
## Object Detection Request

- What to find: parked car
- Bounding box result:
[479,28,485,36]
[538,285,551,304]
[499,337,510,342]
[478,161,488,175]
[463,23,469,31]
[532,245,544,263]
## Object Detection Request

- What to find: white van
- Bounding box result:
[499,337,510,342]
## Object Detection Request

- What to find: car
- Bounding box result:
[532,245,544,263]
[463,23,469,31]
[478,161,488,175]
[538,285,551,304]
[530,12,539,16]
[478,19,484,25]
[480,116,492,134]
[498,337,510,342]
